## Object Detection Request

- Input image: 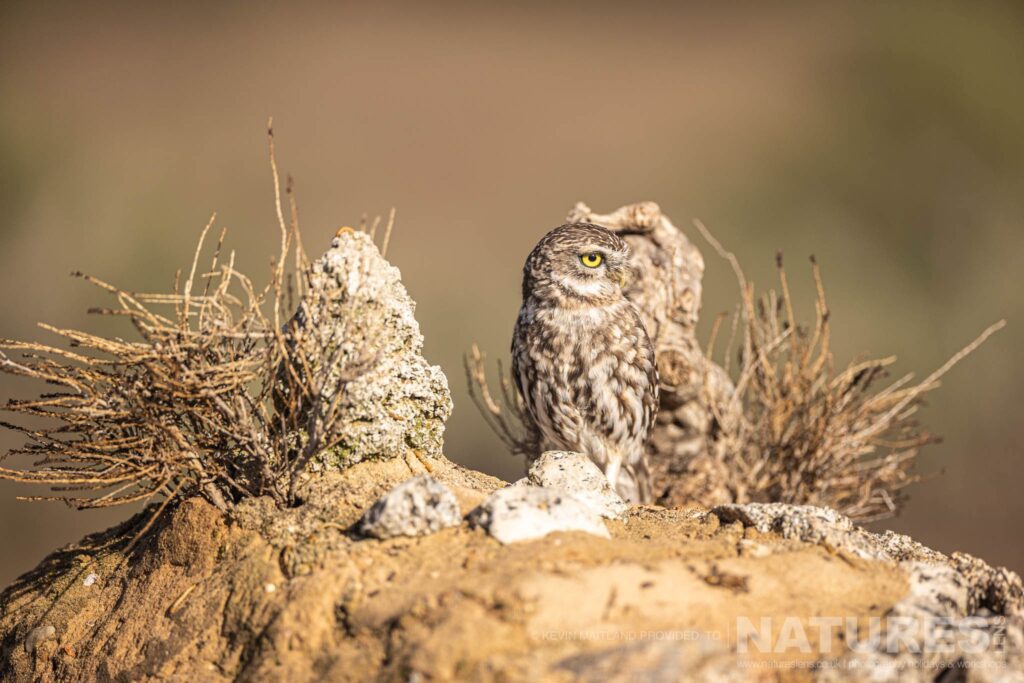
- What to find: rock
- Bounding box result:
[469,486,610,544]
[714,502,1024,679]
[280,231,452,469]
[359,474,461,540]
[714,501,902,561]
[525,451,627,519]
[820,561,1022,681]
[712,502,989,566]
[952,551,1024,615]
[712,502,853,543]
[24,624,54,654]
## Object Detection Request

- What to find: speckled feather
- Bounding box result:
[511,223,659,502]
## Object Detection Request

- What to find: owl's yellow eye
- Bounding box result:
[580,252,603,268]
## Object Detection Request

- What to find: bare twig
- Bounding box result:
[381,207,397,258]
[464,344,540,457]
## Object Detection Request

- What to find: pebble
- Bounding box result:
[24,624,55,654]
[525,451,628,519]
[359,474,462,540]
[469,485,610,544]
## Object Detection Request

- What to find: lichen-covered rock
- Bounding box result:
[821,560,1023,682]
[469,485,610,544]
[713,502,854,544]
[712,503,980,566]
[282,231,452,468]
[522,450,627,519]
[714,501,942,564]
[358,474,461,540]
[951,551,1024,615]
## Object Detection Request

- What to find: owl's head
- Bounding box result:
[521,223,632,306]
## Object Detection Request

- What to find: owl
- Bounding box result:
[511,223,660,503]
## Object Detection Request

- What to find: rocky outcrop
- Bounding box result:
[2,468,1020,682]
[281,230,452,470]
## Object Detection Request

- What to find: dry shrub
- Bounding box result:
[694,221,1004,521]
[0,123,382,539]
[464,344,540,459]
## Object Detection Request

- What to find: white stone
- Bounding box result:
[359,474,461,540]
[24,624,55,654]
[469,486,610,544]
[527,451,627,519]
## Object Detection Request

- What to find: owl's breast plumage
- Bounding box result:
[512,299,658,463]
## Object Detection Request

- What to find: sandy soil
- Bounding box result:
[0,454,920,682]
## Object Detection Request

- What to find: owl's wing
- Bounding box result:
[643,342,659,444]
[510,310,531,417]
[638,314,660,443]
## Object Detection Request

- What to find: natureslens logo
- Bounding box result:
[735,615,1008,656]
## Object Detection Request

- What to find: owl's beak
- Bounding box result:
[613,266,631,289]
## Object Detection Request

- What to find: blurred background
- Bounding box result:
[1,1,1021,586]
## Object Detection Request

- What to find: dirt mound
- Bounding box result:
[1,454,1019,682]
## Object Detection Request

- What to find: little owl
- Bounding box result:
[512,223,659,502]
